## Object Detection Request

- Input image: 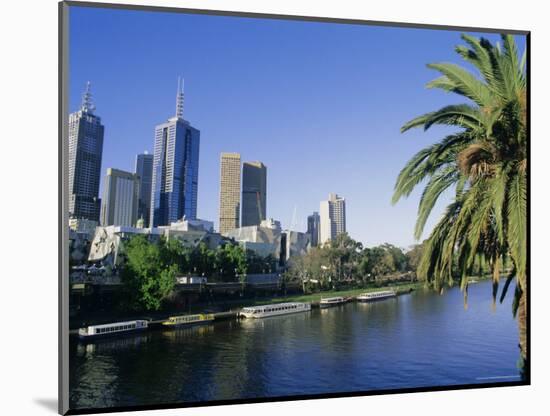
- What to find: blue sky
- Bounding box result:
[69,6,526,248]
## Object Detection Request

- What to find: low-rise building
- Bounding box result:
[224,218,283,259]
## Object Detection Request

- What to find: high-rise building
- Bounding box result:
[150,78,200,227]
[307,211,321,247]
[242,161,267,227]
[219,152,241,234]
[135,151,154,227]
[319,193,346,244]
[68,82,104,221]
[100,168,139,227]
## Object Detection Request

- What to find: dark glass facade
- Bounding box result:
[150,118,200,227]
[135,153,154,227]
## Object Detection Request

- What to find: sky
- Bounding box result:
[68,6,526,249]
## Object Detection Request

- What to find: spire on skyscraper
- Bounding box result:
[80,81,95,114]
[175,76,184,119]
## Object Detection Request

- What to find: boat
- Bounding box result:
[162,313,215,327]
[319,296,347,308]
[356,290,396,302]
[78,320,148,340]
[240,302,311,318]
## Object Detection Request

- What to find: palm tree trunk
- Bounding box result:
[517,288,528,379]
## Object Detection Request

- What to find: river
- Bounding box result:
[69,280,520,410]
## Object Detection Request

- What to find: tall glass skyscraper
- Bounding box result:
[135,151,154,227]
[150,79,200,227]
[242,161,267,227]
[307,211,321,247]
[68,82,104,222]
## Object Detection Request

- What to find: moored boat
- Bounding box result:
[78,320,148,340]
[162,313,215,327]
[356,290,396,302]
[240,302,311,318]
[319,296,347,308]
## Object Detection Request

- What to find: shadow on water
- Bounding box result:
[68,281,520,409]
[33,398,57,413]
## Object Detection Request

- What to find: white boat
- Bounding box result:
[356,290,396,302]
[240,302,311,318]
[78,320,148,339]
[319,296,347,308]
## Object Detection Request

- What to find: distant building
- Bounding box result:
[135,151,153,227]
[68,82,104,221]
[242,161,267,227]
[161,217,214,233]
[219,152,241,234]
[68,218,98,237]
[88,222,221,266]
[307,211,320,247]
[224,218,282,260]
[100,168,139,227]
[150,78,200,227]
[282,230,311,261]
[320,193,346,244]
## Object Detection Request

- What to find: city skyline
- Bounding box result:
[69,6,526,248]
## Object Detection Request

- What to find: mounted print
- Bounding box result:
[59,1,530,414]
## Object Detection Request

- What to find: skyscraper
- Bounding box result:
[219,152,241,234]
[100,168,139,227]
[307,211,320,247]
[242,161,267,227]
[68,82,104,222]
[150,78,200,227]
[135,151,153,227]
[319,193,346,244]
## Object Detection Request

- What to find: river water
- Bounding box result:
[69,280,520,410]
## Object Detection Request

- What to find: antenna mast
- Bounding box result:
[175,76,184,119]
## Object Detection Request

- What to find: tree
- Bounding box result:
[214,243,247,282]
[160,237,191,274]
[381,243,408,272]
[327,233,363,283]
[190,242,216,277]
[392,34,527,369]
[405,243,425,274]
[120,235,176,311]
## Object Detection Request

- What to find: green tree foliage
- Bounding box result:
[214,243,247,282]
[120,235,176,311]
[120,236,277,303]
[405,243,425,274]
[246,251,278,275]
[286,234,411,288]
[392,34,527,364]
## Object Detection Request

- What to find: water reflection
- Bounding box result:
[75,334,150,356]
[161,324,215,342]
[69,281,520,410]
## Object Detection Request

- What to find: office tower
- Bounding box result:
[219,152,241,234]
[100,168,139,227]
[68,82,104,221]
[150,78,200,227]
[319,193,346,244]
[242,161,267,227]
[307,211,321,247]
[135,151,154,227]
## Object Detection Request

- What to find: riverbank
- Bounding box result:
[70,281,422,329]
[245,282,421,307]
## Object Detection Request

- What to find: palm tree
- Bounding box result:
[392,34,527,371]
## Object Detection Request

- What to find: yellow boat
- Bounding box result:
[162,313,215,327]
